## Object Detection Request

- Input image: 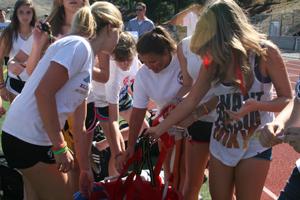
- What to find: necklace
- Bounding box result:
[20,32,31,40]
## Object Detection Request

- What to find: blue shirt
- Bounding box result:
[126,17,154,37]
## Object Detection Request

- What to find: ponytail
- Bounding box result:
[70,2,123,39]
[71,6,96,39]
[137,26,176,55]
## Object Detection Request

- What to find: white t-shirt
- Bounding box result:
[181,36,215,122]
[296,158,300,172]
[133,54,182,110]
[2,35,94,146]
[182,11,198,36]
[8,33,33,79]
[90,56,140,107]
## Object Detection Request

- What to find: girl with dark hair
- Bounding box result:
[115,26,182,181]
[146,0,292,199]
[0,0,37,102]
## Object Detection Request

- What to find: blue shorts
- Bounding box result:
[253,148,272,161]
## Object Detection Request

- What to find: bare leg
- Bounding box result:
[20,162,73,200]
[235,157,270,200]
[183,140,210,200]
[22,175,38,200]
[209,155,235,200]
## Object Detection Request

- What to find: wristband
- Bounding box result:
[52,146,69,155]
[51,141,67,151]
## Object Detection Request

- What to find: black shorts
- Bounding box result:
[187,120,213,142]
[119,93,132,112]
[1,131,55,169]
[96,106,109,121]
[6,76,25,94]
[86,102,99,132]
[96,94,133,121]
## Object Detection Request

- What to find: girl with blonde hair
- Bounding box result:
[1,2,123,199]
[146,0,292,199]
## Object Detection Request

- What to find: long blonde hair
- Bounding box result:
[47,0,89,36]
[191,0,268,92]
[70,1,123,39]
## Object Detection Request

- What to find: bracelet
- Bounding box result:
[51,141,67,151]
[52,146,69,155]
[202,104,209,115]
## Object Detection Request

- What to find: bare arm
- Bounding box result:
[26,24,51,75]
[115,107,147,172]
[35,61,67,147]
[147,65,213,138]
[69,100,93,197]
[108,103,124,155]
[7,50,29,76]
[25,41,45,75]
[93,52,110,83]
[128,107,147,150]
[258,44,292,112]
[70,100,90,171]
[228,45,293,120]
[35,61,74,173]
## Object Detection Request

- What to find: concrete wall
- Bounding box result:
[269,36,300,52]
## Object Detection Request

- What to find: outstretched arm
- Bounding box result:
[228,44,292,120]
[146,64,213,139]
[35,61,74,173]
[70,100,93,198]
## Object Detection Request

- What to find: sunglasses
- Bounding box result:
[136,8,143,11]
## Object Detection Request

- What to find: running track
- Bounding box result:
[261,58,300,200]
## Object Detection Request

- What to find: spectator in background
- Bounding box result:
[0,8,10,33]
[125,2,154,38]
[0,8,10,23]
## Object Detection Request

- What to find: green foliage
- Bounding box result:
[90,0,205,24]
